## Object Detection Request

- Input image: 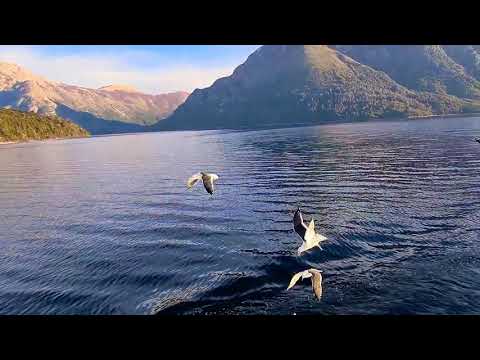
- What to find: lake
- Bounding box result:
[1,116,480,314]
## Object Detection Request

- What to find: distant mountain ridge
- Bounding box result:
[4,46,480,135]
[0,62,189,134]
[97,84,141,93]
[331,45,480,99]
[157,45,480,131]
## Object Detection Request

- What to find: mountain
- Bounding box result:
[156,45,477,131]
[441,45,480,82]
[0,62,189,134]
[0,108,89,142]
[331,45,480,99]
[54,104,148,135]
[98,84,141,93]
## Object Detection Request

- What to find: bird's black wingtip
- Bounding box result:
[293,207,302,219]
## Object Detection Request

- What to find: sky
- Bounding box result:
[0,45,260,94]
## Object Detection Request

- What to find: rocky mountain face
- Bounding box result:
[0,62,189,134]
[156,45,480,131]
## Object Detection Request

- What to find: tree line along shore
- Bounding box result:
[0,108,90,144]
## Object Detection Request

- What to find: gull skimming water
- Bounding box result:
[187,172,219,195]
[287,269,323,300]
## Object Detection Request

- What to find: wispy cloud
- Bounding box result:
[0,46,253,94]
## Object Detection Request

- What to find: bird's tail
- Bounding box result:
[315,234,327,250]
[316,233,327,242]
[297,243,307,256]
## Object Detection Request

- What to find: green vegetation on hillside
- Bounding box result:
[0,108,90,142]
[156,45,480,131]
[332,45,480,100]
[442,45,480,82]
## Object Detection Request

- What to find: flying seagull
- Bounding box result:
[287,269,323,300]
[293,207,327,255]
[187,172,219,195]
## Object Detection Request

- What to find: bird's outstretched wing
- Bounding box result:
[304,218,316,245]
[287,271,305,290]
[309,270,323,300]
[203,174,218,194]
[293,209,307,239]
[187,173,203,188]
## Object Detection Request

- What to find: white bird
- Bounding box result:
[287,268,323,300]
[187,172,219,195]
[293,207,327,255]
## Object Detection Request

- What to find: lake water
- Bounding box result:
[1,117,480,315]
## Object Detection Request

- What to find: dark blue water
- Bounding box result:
[1,117,480,315]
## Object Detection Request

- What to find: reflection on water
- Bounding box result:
[1,117,480,314]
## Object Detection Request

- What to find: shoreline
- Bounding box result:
[0,141,18,145]
[407,112,480,120]
[0,135,89,146]
[2,112,480,144]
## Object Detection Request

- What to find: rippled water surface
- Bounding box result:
[1,117,480,315]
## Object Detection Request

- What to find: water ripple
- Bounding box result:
[1,116,480,314]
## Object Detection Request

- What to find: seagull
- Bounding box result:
[293,207,327,255]
[287,269,323,300]
[187,172,219,195]
[475,137,480,144]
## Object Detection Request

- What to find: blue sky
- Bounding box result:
[0,45,260,93]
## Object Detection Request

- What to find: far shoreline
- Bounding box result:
[0,135,89,146]
[150,111,480,135]
[407,112,480,120]
[2,111,480,145]
[0,141,18,146]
